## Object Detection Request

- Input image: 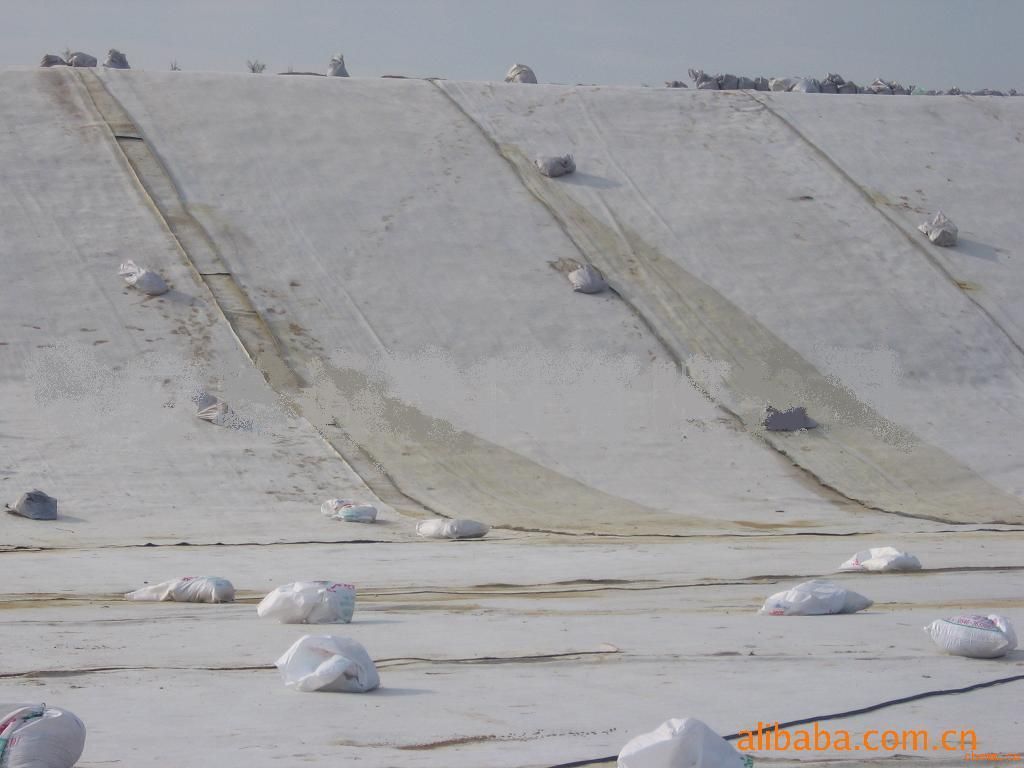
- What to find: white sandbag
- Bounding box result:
[687,69,717,90]
[125,576,235,603]
[6,490,58,521]
[505,64,537,84]
[275,635,380,693]
[119,260,169,295]
[416,518,490,539]
[865,78,893,95]
[103,49,130,69]
[839,547,921,572]
[258,581,356,624]
[535,154,576,178]
[925,615,1017,659]
[66,52,97,68]
[0,704,86,768]
[40,54,67,68]
[759,580,872,616]
[790,78,821,93]
[763,405,817,431]
[196,397,231,424]
[617,717,747,768]
[327,54,349,77]
[568,264,608,294]
[193,392,251,429]
[321,498,378,523]
[769,77,796,92]
[917,211,958,247]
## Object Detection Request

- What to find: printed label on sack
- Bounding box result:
[944,616,998,631]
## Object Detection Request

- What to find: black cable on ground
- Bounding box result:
[545,673,1024,768]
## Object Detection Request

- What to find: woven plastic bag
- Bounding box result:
[66,52,97,68]
[925,615,1017,658]
[505,64,537,84]
[275,635,380,692]
[763,405,817,431]
[535,154,576,178]
[416,518,490,539]
[568,264,608,294]
[327,54,349,77]
[6,490,58,521]
[321,499,378,523]
[119,260,169,296]
[918,211,958,247]
[0,704,86,768]
[125,576,235,603]
[839,547,921,572]
[759,580,872,616]
[103,49,130,69]
[258,582,356,624]
[618,718,748,768]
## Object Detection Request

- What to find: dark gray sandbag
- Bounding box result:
[328,54,349,77]
[764,406,818,432]
[67,52,97,67]
[535,154,576,178]
[40,54,67,67]
[6,490,58,520]
[103,49,130,69]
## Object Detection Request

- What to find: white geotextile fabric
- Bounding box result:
[438,80,1024,523]
[0,71,384,548]
[98,72,889,536]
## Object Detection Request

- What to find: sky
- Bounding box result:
[3,0,1023,91]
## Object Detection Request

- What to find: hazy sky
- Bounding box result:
[4,0,1023,91]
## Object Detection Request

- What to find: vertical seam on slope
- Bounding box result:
[746,91,1024,360]
[72,69,436,520]
[427,81,885,516]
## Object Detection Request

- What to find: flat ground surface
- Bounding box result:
[1,68,1022,767]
